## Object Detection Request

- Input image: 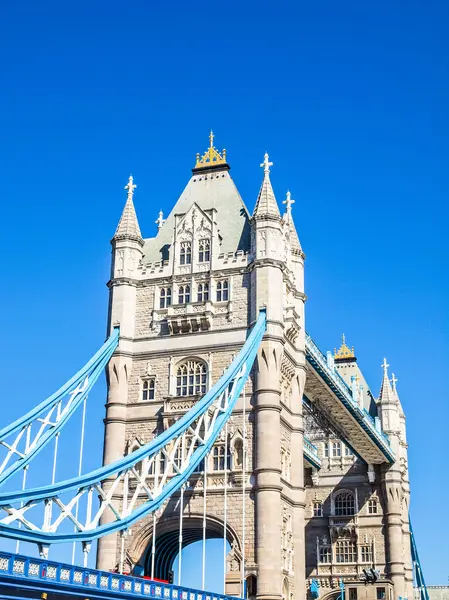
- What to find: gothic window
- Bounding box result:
[360,544,373,563]
[176,360,207,396]
[178,285,191,304]
[323,442,329,458]
[332,441,341,457]
[212,445,231,471]
[334,490,355,516]
[198,239,211,262]
[313,501,323,517]
[173,446,182,471]
[216,280,229,302]
[335,540,356,563]
[377,589,386,600]
[160,287,172,308]
[318,545,331,563]
[344,444,354,456]
[141,378,155,401]
[148,453,166,476]
[349,589,358,600]
[197,283,209,302]
[368,499,378,514]
[180,242,192,265]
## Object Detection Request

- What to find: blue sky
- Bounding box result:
[0,0,448,589]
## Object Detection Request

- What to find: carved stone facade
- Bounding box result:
[98,140,412,600]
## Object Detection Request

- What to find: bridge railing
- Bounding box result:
[0,551,240,600]
[305,333,394,461]
[303,436,321,469]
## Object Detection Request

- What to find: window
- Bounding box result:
[334,491,355,516]
[216,280,229,302]
[173,446,182,471]
[335,540,356,563]
[313,502,323,517]
[318,545,331,564]
[349,589,358,600]
[142,379,155,401]
[344,445,353,456]
[180,242,192,265]
[360,544,373,563]
[212,445,231,471]
[377,589,386,600]
[160,287,172,308]
[197,283,209,302]
[368,499,378,514]
[178,285,191,304]
[323,442,329,458]
[332,441,341,457]
[176,360,207,396]
[198,239,210,262]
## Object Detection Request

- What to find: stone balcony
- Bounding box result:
[151,300,233,334]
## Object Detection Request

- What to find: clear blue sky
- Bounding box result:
[0,0,447,589]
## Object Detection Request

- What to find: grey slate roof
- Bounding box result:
[143,167,251,264]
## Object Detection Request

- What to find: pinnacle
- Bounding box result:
[114,195,143,241]
[378,359,396,405]
[253,154,281,219]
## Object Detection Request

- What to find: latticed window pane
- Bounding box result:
[368,499,378,514]
[318,546,331,563]
[335,540,356,563]
[178,285,191,304]
[313,502,323,517]
[212,445,231,471]
[332,441,341,457]
[216,280,229,302]
[199,239,211,262]
[142,379,155,401]
[334,491,355,516]
[197,283,209,302]
[160,287,172,308]
[180,242,192,265]
[360,544,373,563]
[176,361,207,396]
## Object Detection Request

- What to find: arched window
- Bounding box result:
[368,499,378,514]
[233,438,244,470]
[176,360,207,396]
[160,287,172,308]
[198,239,210,262]
[332,441,341,457]
[216,280,229,302]
[141,378,155,401]
[178,285,191,304]
[334,490,355,516]
[180,242,192,265]
[197,282,209,302]
[212,445,231,471]
[335,540,356,563]
[313,501,323,517]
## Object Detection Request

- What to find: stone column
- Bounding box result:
[381,470,405,600]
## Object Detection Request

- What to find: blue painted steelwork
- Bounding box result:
[0,550,240,600]
[0,328,119,485]
[410,521,429,600]
[0,312,266,545]
[305,333,395,463]
[303,437,321,470]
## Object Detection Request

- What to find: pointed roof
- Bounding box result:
[391,373,405,417]
[378,358,396,405]
[282,191,303,253]
[113,176,143,243]
[252,153,281,220]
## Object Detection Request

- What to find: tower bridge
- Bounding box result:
[0,134,428,600]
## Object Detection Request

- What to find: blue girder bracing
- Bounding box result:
[0,328,119,486]
[0,311,266,546]
[0,550,240,600]
[303,437,321,470]
[305,333,395,463]
[410,520,429,600]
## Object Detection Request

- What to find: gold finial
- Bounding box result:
[124,175,136,200]
[195,131,227,169]
[334,334,355,360]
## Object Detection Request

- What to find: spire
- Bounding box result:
[252,153,281,219]
[378,358,396,404]
[391,372,405,417]
[155,210,165,231]
[114,175,143,241]
[282,190,302,252]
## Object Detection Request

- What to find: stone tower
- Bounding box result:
[97,135,306,600]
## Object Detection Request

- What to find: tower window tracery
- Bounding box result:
[216,280,229,302]
[313,501,323,517]
[178,285,191,304]
[318,544,331,563]
[198,239,210,262]
[141,378,155,401]
[180,242,192,265]
[160,287,172,308]
[332,441,341,457]
[335,540,356,563]
[334,490,355,516]
[175,360,207,396]
[212,444,231,471]
[360,544,373,563]
[197,283,209,302]
[368,499,378,514]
